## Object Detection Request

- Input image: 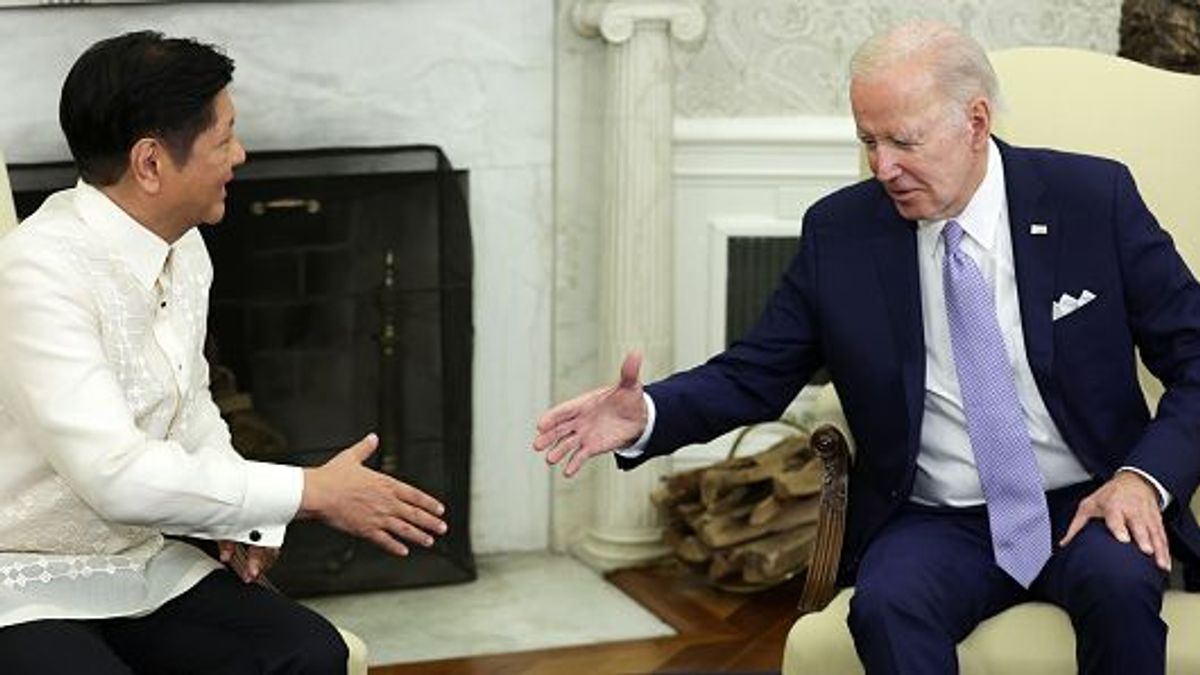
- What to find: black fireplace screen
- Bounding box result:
[9,145,476,597]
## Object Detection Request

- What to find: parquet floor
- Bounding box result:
[370,560,802,674]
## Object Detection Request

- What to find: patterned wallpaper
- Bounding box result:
[674,0,1122,117]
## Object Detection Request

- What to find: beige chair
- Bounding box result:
[0,150,369,675]
[783,47,1200,674]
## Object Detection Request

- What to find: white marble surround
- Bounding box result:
[0,0,554,554]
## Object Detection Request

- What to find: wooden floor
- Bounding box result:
[369,560,801,674]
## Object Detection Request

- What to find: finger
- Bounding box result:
[543,431,576,465]
[368,530,410,558]
[1148,516,1172,572]
[218,541,234,563]
[618,351,643,390]
[1127,517,1156,557]
[391,481,446,517]
[1060,508,1092,547]
[343,433,380,464]
[563,439,594,478]
[389,497,448,535]
[536,390,603,434]
[1104,509,1131,544]
[248,547,279,572]
[531,427,565,452]
[384,516,437,547]
[228,546,252,582]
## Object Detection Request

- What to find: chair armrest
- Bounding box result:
[798,423,851,614]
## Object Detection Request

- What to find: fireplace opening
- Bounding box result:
[10,145,476,597]
[726,236,799,346]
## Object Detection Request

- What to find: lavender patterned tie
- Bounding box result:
[943,219,1051,588]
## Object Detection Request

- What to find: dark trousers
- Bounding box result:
[848,481,1168,675]
[0,569,347,675]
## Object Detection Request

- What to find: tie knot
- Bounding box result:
[942,219,965,254]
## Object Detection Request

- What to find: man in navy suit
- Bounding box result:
[534,20,1200,675]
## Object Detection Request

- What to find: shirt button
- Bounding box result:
[249,530,262,543]
[160,301,167,308]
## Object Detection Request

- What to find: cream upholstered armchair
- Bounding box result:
[0,152,369,675]
[783,48,1200,674]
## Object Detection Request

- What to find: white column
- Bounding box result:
[571,0,706,570]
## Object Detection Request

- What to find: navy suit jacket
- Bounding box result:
[620,139,1200,583]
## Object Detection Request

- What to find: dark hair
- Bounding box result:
[59,31,235,186]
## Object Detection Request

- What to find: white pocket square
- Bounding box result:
[1052,290,1096,321]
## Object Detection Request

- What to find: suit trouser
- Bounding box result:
[0,568,347,675]
[848,481,1168,675]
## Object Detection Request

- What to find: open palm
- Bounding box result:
[533,352,648,477]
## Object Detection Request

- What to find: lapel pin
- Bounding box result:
[1030,223,1048,236]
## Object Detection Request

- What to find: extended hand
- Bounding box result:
[1060,471,1170,572]
[533,351,648,478]
[299,433,448,558]
[218,541,279,584]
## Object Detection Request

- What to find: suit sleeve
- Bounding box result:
[619,213,827,468]
[1116,165,1200,504]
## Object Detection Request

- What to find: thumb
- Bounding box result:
[344,433,380,465]
[619,351,643,390]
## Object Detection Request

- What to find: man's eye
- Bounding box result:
[859,138,877,149]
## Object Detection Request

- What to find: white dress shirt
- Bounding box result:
[0,182,303,627]
[912,140,1092,505]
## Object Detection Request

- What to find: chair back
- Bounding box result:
[0,150,17,236]
[989,47,1200,518]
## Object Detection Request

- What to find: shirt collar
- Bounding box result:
[73,180,171,291]
[921,138,1006,256]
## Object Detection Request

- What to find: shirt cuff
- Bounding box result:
[614,392,656,459]
[229,462,304,547]
[1117,466,1172,510]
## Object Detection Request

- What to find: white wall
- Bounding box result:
[0,0,555,553]
[674,0,1122,117]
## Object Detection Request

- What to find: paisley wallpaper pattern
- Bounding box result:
[674,0,1122,117]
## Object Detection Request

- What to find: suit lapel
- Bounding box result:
[871,202,925,441]
[999,141,1060,390]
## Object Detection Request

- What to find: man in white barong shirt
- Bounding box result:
[0,31,448,674]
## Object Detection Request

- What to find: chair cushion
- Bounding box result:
[783,588,1200,674]
[336,626,369,675]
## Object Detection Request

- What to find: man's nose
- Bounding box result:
[872,146,901,181]
[232,137,247,167]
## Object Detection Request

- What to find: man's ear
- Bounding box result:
[967,96,992,148]
[127,137,165,195]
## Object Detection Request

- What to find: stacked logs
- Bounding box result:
[652,431,823,590]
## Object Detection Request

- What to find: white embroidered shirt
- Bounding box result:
[0,182,303,627]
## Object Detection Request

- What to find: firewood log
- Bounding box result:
[773,456,823,499]
[696,495,819,548]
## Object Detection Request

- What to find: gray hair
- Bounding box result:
[850,20,1002,112]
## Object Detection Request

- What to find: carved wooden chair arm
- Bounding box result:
[798,423,852,614]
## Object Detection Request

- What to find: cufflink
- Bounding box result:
[1030,223,1048,236]
[249,530,262,543]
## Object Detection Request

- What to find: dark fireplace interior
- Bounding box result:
[726,236,799,346]
[10,145,476,597]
